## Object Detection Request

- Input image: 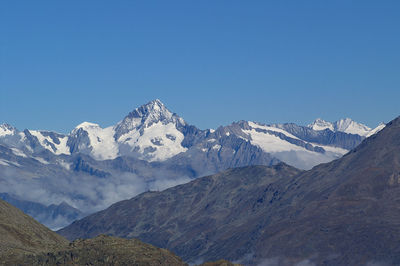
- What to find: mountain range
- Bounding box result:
[60,115,400,265]
[0,99,384,229]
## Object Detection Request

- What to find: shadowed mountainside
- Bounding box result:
[58,163,303,263]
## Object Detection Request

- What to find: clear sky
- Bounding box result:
[1,1,399,133]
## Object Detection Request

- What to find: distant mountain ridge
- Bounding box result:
[0,193,83,230]
[0,99,383,168]
[0,99,385,229]
[308,117,385,137]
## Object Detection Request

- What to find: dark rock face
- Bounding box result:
[60,116,400,265]
[72,155,111,177]
[67,127,91,154]
[22,129,45,153]
[164,136,280,177]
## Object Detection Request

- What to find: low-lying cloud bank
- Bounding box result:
[0,168,191,229]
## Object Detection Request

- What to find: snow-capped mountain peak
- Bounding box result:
[0,124,17,137]
[309,117,385,137]
[1,101,385,168]
[133,98,170,117]
[113,99,188,161]
[114,99,186,141]
[69,122,118,160]
[334,118,371,136]
[65,100,189,162]
[308,118,334,131]
[129,99,184,126]
[72,122,102,132]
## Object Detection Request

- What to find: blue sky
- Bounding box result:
[1,1,399,133]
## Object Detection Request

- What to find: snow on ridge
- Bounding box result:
[366,123,386,137]
[248,121,301,140]
[335,118,371,136]
[243,127,306,153]
[0,159,10,166]
[308,118,384,137]
[114,99,186,141]
[242,125,348,170]
[32,156,49,165]
[74,123,119,160]
[87,126,119,160]
[29,130,71,155]
[308,118,334,131]
[73,121,102,131]
[130,99,175,126]
[118,121,187,161]
[58,160,71,170]
[3,100,383,168]
[11,148,27,158]
[0,124,16,137]
[36,99,188,161]
[245,121,349,154]
[1,100,189,163]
